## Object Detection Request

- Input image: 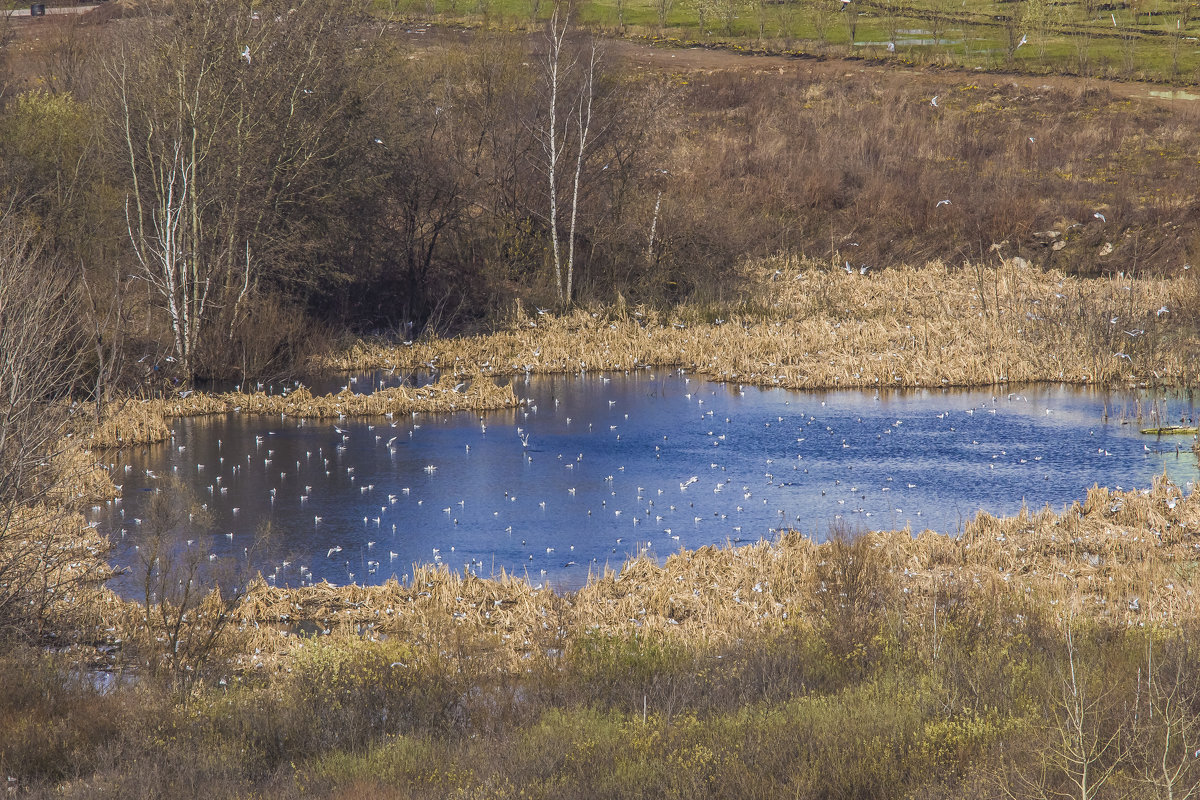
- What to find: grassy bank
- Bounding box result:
[389,0,1200,84]
[325,256,1200,390]
[9,474,1200,797]
[86,372,521,448]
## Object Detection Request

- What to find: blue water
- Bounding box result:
[89,373,1200,592]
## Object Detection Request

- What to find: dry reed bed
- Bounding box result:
[84,400,173,449]
[77,258,1200,669]
[46,438,122,503]
[206,475,1200,673]
[1,504,117,625]
[85,373,521,449]
[322,258,1200,390]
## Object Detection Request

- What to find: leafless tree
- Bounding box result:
[0,215,107,641]
[106,0,367,379]
[128,480,259,698]
[1007,617,1129,800]
[843,1,859,47]
[1133,635,1200,800]
[351,62,469,334]
[613,0,628,32]
[656,0,676,34]
[536,6,600,305]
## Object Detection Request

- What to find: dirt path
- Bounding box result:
[598,36,1200,107]
[394,24,1200,109]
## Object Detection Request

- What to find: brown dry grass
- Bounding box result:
[85,372,520,449]
[0,504,117,633]
[44,438,122,503]
[322,257,1200,390]
[658,71,1200,280]
[84,400,173,449]
[205,474,1199,675]
[69,257,1200,671]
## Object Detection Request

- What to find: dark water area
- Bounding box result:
[196,368,436,396]
[89,372,1200,593]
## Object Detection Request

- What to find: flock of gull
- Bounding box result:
[91,372,1189,593]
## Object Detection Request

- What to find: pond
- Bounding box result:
[89,372,1200,593]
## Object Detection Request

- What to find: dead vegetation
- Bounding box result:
[324,256,1200,390]
[649,68,1200,283]
[176,474,1199,676]
[85,373,521,448]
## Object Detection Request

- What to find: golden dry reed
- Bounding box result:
[66,257,1200,671]
[85,399,173,449]
[0,503,117,624]
[86,372,520,449]
[320,257,1200,390]
[156,474,1198,673]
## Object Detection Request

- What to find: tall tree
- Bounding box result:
[536,5,602,305]
[106,0,366,379]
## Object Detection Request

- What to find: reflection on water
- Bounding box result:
[1149,90,1200,102]
[90,373,1200,592]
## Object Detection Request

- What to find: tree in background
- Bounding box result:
[106,0,367,380]
[128,479,268,699]
[338,47,475,336]
[1020,0,1062,61]
[529,8,667,305]
[656,0,676,34]
[536,5,602,305]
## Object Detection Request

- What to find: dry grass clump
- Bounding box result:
[9,432,121,508]
[219,475,1200,674]
[322,257,1200,390]
[234,541,825,672]
[87,373,520,448]
[42,439,121,504]
[150,372,518,419]
[84,401,173,449]
[0,505,116,635]
[935,474,1200,620]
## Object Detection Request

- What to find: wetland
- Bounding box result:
[95,374,1200,592]
[7,4,1200,796]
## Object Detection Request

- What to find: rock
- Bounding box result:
[1099,242,1113,256]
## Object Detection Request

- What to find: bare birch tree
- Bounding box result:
[1134,636,1200,800]
[536,5,600,305]
[107,0,366,379]
[1008,617,1129,800]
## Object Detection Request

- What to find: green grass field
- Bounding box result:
[383,0,1200,82]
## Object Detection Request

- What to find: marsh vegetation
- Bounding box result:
[11,480,1200,798]
[4,0,1200,796]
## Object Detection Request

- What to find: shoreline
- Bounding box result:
[318,258,1200,392]
[56,256,1200,660]
[75,473,1200,677]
